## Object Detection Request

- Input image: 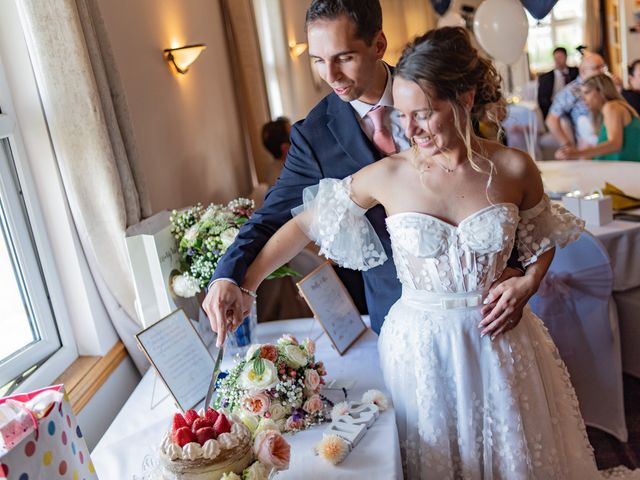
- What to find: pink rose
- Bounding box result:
[303,394,323,414]
[279,334,298,345]
[303,338,316,355]
[253,430,290,470]
[243,392,271,416]
[304,369,321,392]
[284,416,305,431]
[259,344,278,363]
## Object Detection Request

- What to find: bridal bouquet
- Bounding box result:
[170,198,297,298]
[214,335,328,434]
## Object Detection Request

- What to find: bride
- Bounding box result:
[215,27,638,479]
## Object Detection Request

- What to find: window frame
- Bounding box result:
[527,0,585,75]
[0,57,77,391]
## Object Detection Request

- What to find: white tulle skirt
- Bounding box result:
[378,288,639,480]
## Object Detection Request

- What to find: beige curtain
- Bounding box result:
[19,0,151,372]
[220,0,272,186]
[381,0,438,64]
[584,0,603,53]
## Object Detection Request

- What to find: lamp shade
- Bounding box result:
[164,44,207,74]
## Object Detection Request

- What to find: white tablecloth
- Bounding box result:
[537,161,640,291]
[91,318,402,480]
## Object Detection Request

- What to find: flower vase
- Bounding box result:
[228,302,257,355]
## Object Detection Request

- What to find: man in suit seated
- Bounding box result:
[622,59,640,115]
[537,47,578,120]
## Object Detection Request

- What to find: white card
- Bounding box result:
[136,309,215,411]
[297,262,367,355]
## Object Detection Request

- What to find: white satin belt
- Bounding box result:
[401,287,486,310]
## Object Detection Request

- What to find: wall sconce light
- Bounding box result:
[163,44,207,74]
[289,42,308,58]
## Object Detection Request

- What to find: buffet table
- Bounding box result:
[91,318,402,479]
[537,160,640,292]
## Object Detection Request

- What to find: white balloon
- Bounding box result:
[437,11,466,28]
[473,0,528,65]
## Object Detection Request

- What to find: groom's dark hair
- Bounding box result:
[305,0,382,45]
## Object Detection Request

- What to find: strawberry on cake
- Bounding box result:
[159,407,253,479]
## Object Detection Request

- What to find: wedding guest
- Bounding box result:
[537,47,578,119]
[227,26,640,480]
[546,53,607,153]
[261,117,292,186]
[622,59,640,114]
[203,0,526,344]
[556,73,640,161]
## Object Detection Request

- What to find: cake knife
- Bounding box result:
[204,341,224,409]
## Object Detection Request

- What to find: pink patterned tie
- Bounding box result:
[367,106,396,155]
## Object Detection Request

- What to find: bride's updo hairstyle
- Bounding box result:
[395,26,506,175]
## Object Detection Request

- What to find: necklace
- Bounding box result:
[433,157,469,173]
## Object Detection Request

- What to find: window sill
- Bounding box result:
[54,341,128,414]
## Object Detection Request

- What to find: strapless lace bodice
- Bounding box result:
[293,177,584,292]
[386,206,518,293]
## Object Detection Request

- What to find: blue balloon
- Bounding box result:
[521,0,558,20]
[432,0,452,16]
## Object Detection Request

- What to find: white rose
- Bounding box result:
[239,411,259,433]
[283,344,308,369]
[255,418,280,436]
[171,274,201,298]
[242,461,270,480]
[184,225,199,242]
[245,343,262,361]
[238,359,278,391]
[268,402,288,422]
[220,473,242,480]
[220,227,239,252]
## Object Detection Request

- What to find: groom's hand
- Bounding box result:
[202,280,244,347]
[479,267,533,338]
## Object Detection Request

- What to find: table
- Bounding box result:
[537,160,640,292]
[91,318,403,480]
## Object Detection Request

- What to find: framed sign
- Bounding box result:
[135,309,215,412]
[296,262,368,355]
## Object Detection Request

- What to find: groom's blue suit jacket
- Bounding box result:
[212,92,402,334]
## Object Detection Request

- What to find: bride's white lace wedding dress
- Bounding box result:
[294,177,639,480]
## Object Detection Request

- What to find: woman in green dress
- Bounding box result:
[556,73,640,161]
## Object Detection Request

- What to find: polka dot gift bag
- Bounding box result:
[0,385,97,480]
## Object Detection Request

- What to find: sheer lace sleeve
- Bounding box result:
[291,177,387,271]
[516,195,585,267]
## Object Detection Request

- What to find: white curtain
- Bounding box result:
[18,0,151,372]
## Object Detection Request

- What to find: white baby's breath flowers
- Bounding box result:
[361,389,389,411]
[330,401,351,421]
[171,274,201,298]
[316,434,350,465]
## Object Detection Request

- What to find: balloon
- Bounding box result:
[437,10,466,28]
[431,0,452,16]
[473,0,528,65]
[521,0,558,20]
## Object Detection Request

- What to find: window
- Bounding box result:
[0,59,74,392]
[527,0,585,74]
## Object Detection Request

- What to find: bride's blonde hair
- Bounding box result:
[395,27,506,184]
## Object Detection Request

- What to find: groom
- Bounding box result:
[205,0,403,341]
[204,0,522,342]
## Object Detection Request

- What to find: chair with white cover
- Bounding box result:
[529,232,628,441]
[614,287,640,378]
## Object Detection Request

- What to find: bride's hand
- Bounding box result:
[479,270,537,339]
